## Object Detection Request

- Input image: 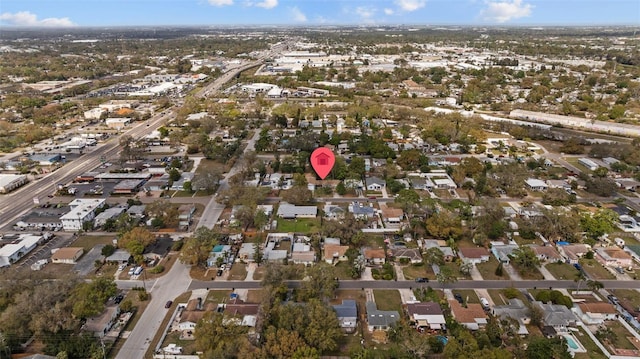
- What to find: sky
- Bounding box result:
[0,0,638,28]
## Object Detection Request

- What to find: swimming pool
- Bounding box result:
[564,335,579,350]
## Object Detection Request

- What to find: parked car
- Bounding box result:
[165,300,173,308]
[415,277,429,283]
[454,293,464,304]
[114,294,124,304]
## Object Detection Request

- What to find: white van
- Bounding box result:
[480,297,490,310]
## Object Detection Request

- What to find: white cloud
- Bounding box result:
[480,0,532,23]
[0,11,75,27]
[394,0,427,12]
[255,0,278,9]
[290,6,307,22]
[208,0,234,6]
[355,6,376,20]
[384,8,395,15]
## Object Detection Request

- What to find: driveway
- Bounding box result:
[74,244,105,276]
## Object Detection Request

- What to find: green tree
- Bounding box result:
[580,209,617,239]
[526,336,571,359]
[436,265,457,284]
[179,227,219,268]
[298,263,338,302]
[511,246,540,271]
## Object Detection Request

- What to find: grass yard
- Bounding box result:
[476,257,510,280]
[173,190,195,197]
[228,263,247,280]
[276,218,321,234]
[610,289,640,309]
[206,290,233,304]
[160,331,198,356]
[579,258,616,280]
[246,290,266,303]
[574,326,607,359]
[373,290,402,312]
[545,262,580,280]
[513,264,545,280]
[452,289,479,304]
[71,234,116,252]
[252,266,266,281]
[334,261,357,280]
[402,263,434,280]
[606,320,638,350]
[442,262,471,280]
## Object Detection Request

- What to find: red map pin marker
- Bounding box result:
[310,147,335,180]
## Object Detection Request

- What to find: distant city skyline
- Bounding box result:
[0,0,638,28]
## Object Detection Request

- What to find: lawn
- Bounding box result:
[206,290,233,304]
[160,331,198,356]
[276,218,321,234]
[334,261,357,280]
[228,263,247,280]
[373,290,402,312]
[441,262,471,280]
[606,320,638,350]
[579,258,616,280]
[173,190,195,197]
[545,262,580,280]
[246,290,266,303]
[476,257,510,280]
[610,289,640,309]
[513,264,545,280]
[402,263,435,280]
[71,234,116,252]
[574,326,607,359]
[252,266,266,281]
[452,289,479,304]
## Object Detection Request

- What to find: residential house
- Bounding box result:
[365,301,399,331]
[349,202,376,219]
[578,158,599,171]
[363,248,386,266]
[106,249,131,264]
[458,247,491,264]
[333,300,358,333]
[595,247,633,268]
[207,244,232,268]
[391,248,423,264]
[276,202,318,219]
[525,178,548,191]
[238,243,258,262]
[532,301,578,332]
[529,245,562,263]
[50,247,84,264]
[423,240,456,261]
[448,300,488,331]
[83,305,120,339]
[290,242,315,265]
[224,299,260,328]
[178,204,196,228]
[143,236,173,261]
[324,244,349,265]
[492,298,530,335]
[324,204,346,220]
[406,302,446,330]
[409,177,433,191]
[365,177,386,191]
[558,243,590,264]
[490,241,519,264]
[178,299,215,331]
[170,172,195,191]
[94,207,126,228]
[381,207,404,226]
[575,302,618,325]
[126,205,146,219]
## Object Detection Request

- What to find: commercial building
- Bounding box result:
[60,199,106,231]
[0,174,28,194]
[0,233,44,267]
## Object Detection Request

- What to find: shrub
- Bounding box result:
[383,273,393,280]
[138,290,149,301]
[503,287,519,299]
[149,265,164,274]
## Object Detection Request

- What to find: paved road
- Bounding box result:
[188,279,640,291]
[0,112,172,230]
[115,259,191,359]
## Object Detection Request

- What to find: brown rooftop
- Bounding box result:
[324,244,349,260]
[381,207,404,218]
[364,248,386,259]
[578,302,617,314]
[406,302,443,316]
[51,247,83,261]
[602,248,632,259]
[448,300,487,324]
[459,247,489,258]
[530,245,562,259]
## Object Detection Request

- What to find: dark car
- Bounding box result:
[454,293,464,304]
[165,300,173,308]
[415,277,429,283]
[114,294,124,304]
[217,269,223,277]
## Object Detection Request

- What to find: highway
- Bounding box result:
[0,112,172,230]
[187,279,640,291]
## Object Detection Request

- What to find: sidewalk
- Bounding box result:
[470,264,495,306]
[394,264,416,303]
